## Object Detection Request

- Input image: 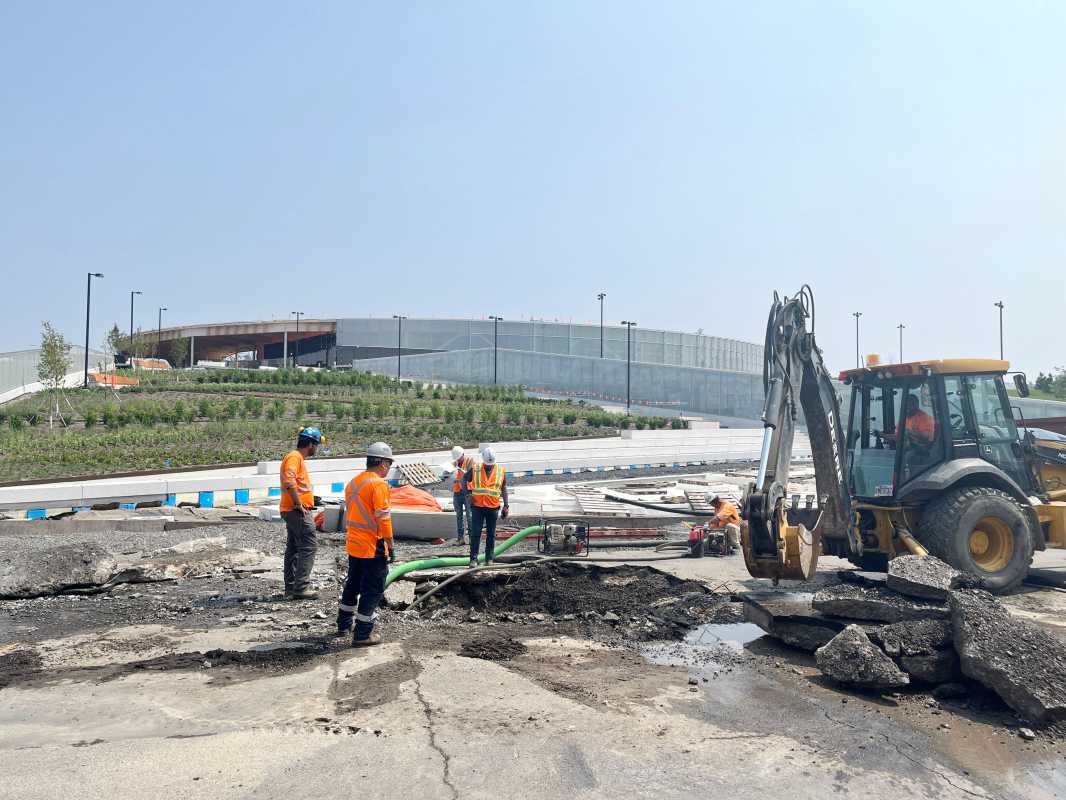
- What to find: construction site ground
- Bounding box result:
[3,520,1065,799]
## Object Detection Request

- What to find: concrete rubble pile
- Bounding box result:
[746,554,1066,725]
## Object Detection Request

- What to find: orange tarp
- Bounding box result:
[389,485,443,512]
[92,372,140,386]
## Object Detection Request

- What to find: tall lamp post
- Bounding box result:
[597,292,607,358]
[489,316,503,384]
[994,301,1004,360]
[392,315,407,380]
[291,311,304,367]
[84,272,104,386]
[621,321,637,415]
[897,323,905,363]
[157,307,167,357]
[852,311,862,368]
[129,290,141,358]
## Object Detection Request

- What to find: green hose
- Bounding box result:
[385,524,543,588]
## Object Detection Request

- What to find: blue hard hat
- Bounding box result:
[298,426,324,444]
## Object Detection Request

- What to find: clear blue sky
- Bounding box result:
[2,2,1063,375]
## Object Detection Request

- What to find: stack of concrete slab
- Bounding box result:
[744,555,1066,725]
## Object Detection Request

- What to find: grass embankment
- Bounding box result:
[0,368,682,482]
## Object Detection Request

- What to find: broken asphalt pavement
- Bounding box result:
[3,521,1066,799]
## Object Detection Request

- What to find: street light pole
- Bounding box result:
[489,316,503,384]
[994,301,1004,360]
[157,307,167,356]
[897,323,905,363]
[597,292,606,358]
[84,272,104,386]
[290,311,304,367]
[392,315,407,381]
[621,321,636,415]
[129,290,141,358]
[852,312,862,368]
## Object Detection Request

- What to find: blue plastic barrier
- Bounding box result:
[234,489,250,505]
[198,491,215,508]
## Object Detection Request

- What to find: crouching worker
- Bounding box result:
[337,442,395,647]
[710,495,741,551]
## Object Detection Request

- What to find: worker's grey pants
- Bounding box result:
[453,492,471,540]
[725,523,741,549]
[281,510,317,593]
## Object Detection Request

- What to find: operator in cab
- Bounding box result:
[883,394,935,448]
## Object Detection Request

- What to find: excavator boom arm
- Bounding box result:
[741,287,855,582]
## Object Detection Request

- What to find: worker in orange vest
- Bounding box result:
[450,445,473,545]
[279,426,324,600]
[464,447,509,567]
[710,495,742,550]
[336,442,395,646]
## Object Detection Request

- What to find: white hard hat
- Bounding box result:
[451,446,464,460]
[367,442,394,460]
[481,447,497,465]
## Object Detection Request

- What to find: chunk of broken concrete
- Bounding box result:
[887,555,963,601]
[900,649,959,685]
[382,579,415,608]
[951,588,1066,724]
[815,625,910,690]
[742,592,848,652]
[0,542,119,598]
[813,582,948,624]
[870,619,952,657]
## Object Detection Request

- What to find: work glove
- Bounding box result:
[388,542,397,563]
[501,506,509,519]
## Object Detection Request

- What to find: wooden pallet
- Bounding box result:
[568,486,640,516]
[395,462,442,487]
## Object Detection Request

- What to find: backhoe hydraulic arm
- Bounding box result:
[741,286,857,582]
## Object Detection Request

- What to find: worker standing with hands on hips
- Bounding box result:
[450,445,473,546]
[465,447,508,567]
[337,442,395,647]
[279,426,324,600]
[710,495,742,551]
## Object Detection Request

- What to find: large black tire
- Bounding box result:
[918,486,1034,593]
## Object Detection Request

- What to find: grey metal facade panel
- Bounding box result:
[335,318,762,374]
[351,348,764,419]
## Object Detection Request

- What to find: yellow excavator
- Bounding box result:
[740,286,1066,593]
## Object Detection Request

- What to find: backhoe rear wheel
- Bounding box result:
[918,486,1033,593]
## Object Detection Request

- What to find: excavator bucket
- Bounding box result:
[740,512,819,583]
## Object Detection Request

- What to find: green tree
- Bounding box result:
[38,321,72,427]
[168,337,190,368]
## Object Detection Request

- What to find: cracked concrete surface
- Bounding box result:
[3,534,1066,799]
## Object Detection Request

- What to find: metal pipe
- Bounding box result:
[896,530,929,557]
[755,427,774,491]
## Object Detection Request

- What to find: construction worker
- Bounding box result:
[451,445,473,545]
[336,442,395,646]
[884,394,936,447]
[710,495,742,551]
[465,447,508,567]
[280,426,324,600]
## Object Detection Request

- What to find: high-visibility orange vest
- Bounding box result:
[470,464,505,509]
[345,470,393,558]
[452,455,471,493]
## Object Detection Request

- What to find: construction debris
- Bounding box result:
[742,592,847,651]
[869,619,953,657]
[815,625,910,690]
[0,542,118,599]
[886,555,964,600]
[950,589,1066,724]
[812,582,949,623]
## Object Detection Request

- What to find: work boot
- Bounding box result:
[468,559,478,568]
[352,633,382,648]
[290,589,320,600]
[333,625,352,637]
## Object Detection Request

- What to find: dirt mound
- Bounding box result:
[455,562,709,616]
[459,637,528,661]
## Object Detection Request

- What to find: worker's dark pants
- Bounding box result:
[453,492,471,541]
[337,555,389,640]
[469,505,499,562]
[281,510,317,593]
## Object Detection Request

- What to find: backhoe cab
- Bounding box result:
[740,286,1061,594]
[833,359,1044,591]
